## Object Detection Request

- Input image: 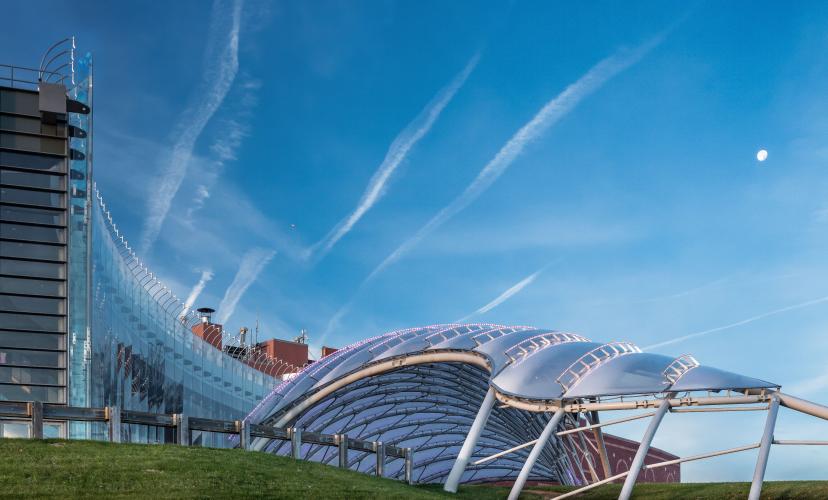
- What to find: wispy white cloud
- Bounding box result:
[643,294,828,350]
[324,36,664,339]
[186,76,260,222]
[362,37,663,285]
[306,54,480,262]
[181,269,215,317]
[138,0,244,255]
[216,247,276,325]
[457,263,551,322]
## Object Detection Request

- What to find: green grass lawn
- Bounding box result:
[0,439,825,499]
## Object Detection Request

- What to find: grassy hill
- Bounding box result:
[0,439,825,499]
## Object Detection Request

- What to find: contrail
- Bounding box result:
[216,248,276,325]
[643,295,828,350]
[457,264,551,322]
[181,269,214,318]
[363,36,663,285]
[306,54,480,262]
[139,0,243,255]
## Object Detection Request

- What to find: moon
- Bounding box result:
[756,149,768,162]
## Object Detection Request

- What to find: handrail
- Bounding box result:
[5,400,414,483]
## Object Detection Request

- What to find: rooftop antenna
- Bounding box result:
[254,314,259,346]
[294,329,308,345]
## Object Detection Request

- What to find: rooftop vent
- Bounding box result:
[197,307,215,324]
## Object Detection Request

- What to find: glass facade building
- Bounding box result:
[0,84,71,407]
[0,44,279,442]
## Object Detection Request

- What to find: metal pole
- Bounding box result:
[778,392,828,421]
[375,441,385,477]
[175,414,189,446]
[338,434,349,468]
[29,401,43,439]
[589,410,612,479]
[749,395,780,500]
[474,438,538,465]
[444,387,496,493]
[108,406,121,443]
[619,398,671,500]
[508,408,566,500]
[405,448,415,485]
[239,421,251,450]
[291,427,303,459]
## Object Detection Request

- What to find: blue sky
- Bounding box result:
[6,0,828,480]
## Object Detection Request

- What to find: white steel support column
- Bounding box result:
[444,387,496,493]
[619,398,671,500]
[507,408,566,500]
[749,395,780,500]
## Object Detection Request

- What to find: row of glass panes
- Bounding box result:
[1,168,66,190]
[0,384,64,403]
[0,114,66,137]
[0,133,65,155]
[0,88,39,116]
[0,259,65,279]
[0,420,64,438]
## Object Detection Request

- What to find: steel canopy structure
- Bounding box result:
[245,323,828,499]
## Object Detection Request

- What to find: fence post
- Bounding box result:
[337,434,349,468]
[404,448,415,485]
[375,441,385,477]
[290,427,302,459]
[239,420,251,450]
[29,401,43,439]
[175,413,189,446]
[107,406,121,443]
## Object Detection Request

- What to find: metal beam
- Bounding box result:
[773,440,828,445]
[778,392,828,421]
[556,411,656,436]
[749,395,780,500]
[554,442,761,500]
[589,410,612,479]
[507,408,566,500]
[473,438,537,465]
[619,398,671,500]
[444,387,496,493]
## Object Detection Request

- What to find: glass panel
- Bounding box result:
[0,151,65,173]
[0,241,65,261]
[0,258,65,278]
[0,115,40,134]
[0,331,64,350]
[0,312,64,331]
[0,115,66,138]
[0,187,64,207]
[0,366,65,385]
[0,133,65,155]
[0,223,65,243]
[0,421,29,438]
[0,384,65,403]
[0,348,65,368]
[0,276,64,297]
[0,294,65,315]
[0,205,65,225]
[44,422,65,439]
[0,90,38,115]
[0,169,65,190]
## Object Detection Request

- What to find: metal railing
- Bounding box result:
[0,400,415,484]
[0,63,67,91]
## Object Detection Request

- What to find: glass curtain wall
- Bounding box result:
[88,190,276,443]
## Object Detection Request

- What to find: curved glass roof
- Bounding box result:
[247,323,777,484]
